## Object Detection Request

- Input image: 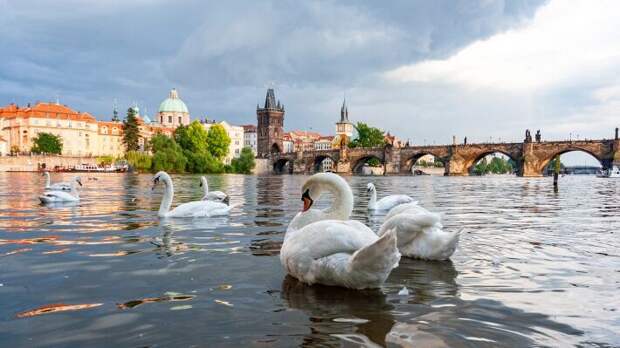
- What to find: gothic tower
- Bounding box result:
[256,88,285,158]
[336,98,354,138]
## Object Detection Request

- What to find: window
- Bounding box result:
[168,116,172,123]
[178,116,182,124]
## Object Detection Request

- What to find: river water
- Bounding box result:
[0,172,618,347]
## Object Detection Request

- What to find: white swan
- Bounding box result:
[378,202,460,260]
[42,172,76,191]
[39,177,82,203]
[200,176,229,204]
[281,173,401,289]
[367,182,415,211]
[153,171,232,218]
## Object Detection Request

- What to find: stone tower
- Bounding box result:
[336,98,354,138]
[256,88,285,158]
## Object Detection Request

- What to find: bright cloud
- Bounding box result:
[385,0,620,92]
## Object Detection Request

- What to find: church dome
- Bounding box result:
[158,88,189,114]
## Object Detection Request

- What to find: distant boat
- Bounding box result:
[72,162,128,173]
[596,166,620,178]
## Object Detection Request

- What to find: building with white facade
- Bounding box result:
[242,124,257,155]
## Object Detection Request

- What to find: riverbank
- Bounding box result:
[0,155,99,172]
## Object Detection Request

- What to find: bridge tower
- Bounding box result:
[336,98,354,139]
[256,88,285,158]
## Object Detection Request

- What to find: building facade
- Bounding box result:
[242,124,257,155]
[158,88,190,128]
[256,88,285,158]
[203,120,244,164]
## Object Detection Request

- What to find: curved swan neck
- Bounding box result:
[201,176,209,196]
[368,185,377,209]
[70,179,80,198]
[44,172,50,188]
[320,175,353,220]
[158,173,174,217]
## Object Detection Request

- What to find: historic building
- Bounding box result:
[336,99,354,138]
[256,88,285,158]
[158,88,190,128]
[242,124,257,155]
[202,120,245,164]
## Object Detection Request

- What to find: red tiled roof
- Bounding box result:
[242,124,256,131]
[0,102,97,123]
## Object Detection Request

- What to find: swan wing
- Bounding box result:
[48,182,72,191]
[375,195,414,211]
[203,191,228,202]
[385,202,427,219]
[167,200,231,218]
[39,190,78,203]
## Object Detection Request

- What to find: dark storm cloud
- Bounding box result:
[0,0,545,125]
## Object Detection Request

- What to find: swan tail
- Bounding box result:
[379,212,442,248]
[348,231,400,285]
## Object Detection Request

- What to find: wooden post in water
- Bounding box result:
[553,155,560,188]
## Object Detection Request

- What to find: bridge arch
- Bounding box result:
[404,153,447,175]
[467,150,519,176]
[352,155,384,175]
[537,148,604,175]
[273,158,292,174]
[313,154,336,173]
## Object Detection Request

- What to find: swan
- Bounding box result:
[152,171,232,218]
[378,202,460,260]
[42,172,76,191]
[39,177,82,203]
[366,182,415,211]
[200,176,229,204]
[281,173,401,289]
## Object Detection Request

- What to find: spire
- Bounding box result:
[264,88,277,109]
[169,88,179,99]
[340,98,349,122]
[112,98,119,122]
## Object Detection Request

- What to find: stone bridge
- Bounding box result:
[271,138,620,177]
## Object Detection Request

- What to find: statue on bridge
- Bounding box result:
[535,130,541,143]
[525,129,532,143]
[616,127,618,140]
[464,136,467,145]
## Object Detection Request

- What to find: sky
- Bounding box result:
[1,0,618,165]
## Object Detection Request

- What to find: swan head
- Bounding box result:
[152,171,170,190]
[366,182,376,193]
[72,176,83,187]
[300,173,351,212]
[199,176,207,187]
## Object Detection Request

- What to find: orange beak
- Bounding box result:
[302,197,312,212]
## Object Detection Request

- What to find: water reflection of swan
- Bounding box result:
[39,177,82,203]
[152,172,232,218]
[366,182,414,211]
[200,176,229,204]
[281,276,395,347]
[281,173,400,289]
[388,258,459,300]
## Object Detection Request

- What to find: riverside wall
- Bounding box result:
[0,155,98,172]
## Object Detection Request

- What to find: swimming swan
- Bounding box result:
[42,172,77,191]
[378,202,460,260]
[39,177,82,203]
[281,173,401,289]
[367,182,414,211]
[200,176,229,204]
[152,171,232,218]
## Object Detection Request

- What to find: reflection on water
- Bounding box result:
[0,172,618,347]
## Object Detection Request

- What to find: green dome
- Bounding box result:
[158,88,189,114]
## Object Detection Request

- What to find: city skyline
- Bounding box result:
[1,0,618,165]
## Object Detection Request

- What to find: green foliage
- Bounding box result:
[184,150,225,173]
[97,155,115,166]
[175,121,209,153]
[473,155,514,175]
[122,107,140,152]
[150,134,186,173]
[206,124,231,160]
[348,122,385,148]
[125,151,152,172]
[31,132,63,154]
[366,157,382,167]
[231,147,256,174]
[546,157,565,173]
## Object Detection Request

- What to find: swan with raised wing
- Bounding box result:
[42,172,75,191]
[200,176,229,204]
[378,202,460,260]
[366,182,414,211]
[39,177,82,203]
[281,173,400,289]
[153,171,232,218]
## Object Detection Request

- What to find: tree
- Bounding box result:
[150,134,187,173]
[125,151,152,172]
[122,107,140,152]
[206,124,231,160]
[175,121,209,153]
[348,122,385,148]
[31,132,63,154]
[231,147,256,174]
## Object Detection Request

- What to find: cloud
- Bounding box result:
[385,0,620,92]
